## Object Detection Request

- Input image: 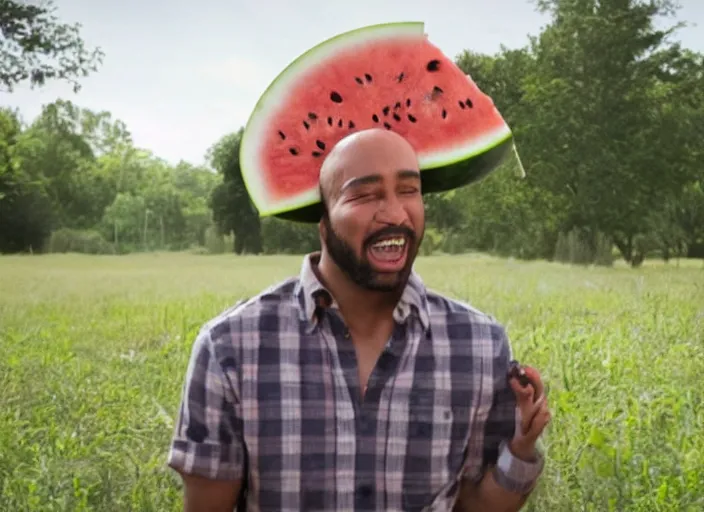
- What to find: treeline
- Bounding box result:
[1,0,703,266]
[0,101,221,254]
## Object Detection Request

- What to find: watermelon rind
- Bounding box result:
[239,21,515,222]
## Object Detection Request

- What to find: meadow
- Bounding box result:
[0,252,702,511]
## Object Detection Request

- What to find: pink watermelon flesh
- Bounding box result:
[260,38,509,203]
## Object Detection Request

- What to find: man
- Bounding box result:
[167,128,551,511]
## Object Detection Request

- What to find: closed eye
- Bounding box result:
[346,192,376,203]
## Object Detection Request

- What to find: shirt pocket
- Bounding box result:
[400,390,469,511]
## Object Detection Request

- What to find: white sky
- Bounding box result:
[2,0,702,167]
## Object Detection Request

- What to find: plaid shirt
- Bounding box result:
[168,253,544,511]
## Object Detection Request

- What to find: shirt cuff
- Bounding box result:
[167,439,245,481]
[493,440,545,494]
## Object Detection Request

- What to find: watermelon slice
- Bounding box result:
[240,21,514,223]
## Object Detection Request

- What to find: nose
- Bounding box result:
[373,195,408,226]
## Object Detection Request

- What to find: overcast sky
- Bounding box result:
[2,0,702,167]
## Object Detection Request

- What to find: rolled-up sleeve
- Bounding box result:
[167,325,245,481]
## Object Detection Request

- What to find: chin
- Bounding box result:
[366,265,414,293]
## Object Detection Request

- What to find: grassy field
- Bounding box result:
[1,252,702,511]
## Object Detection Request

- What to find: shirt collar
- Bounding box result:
[295,252,430,331]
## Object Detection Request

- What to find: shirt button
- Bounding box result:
[357,484,373,498]
[358,413,374,434]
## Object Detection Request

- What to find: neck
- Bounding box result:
[315,251,402,333]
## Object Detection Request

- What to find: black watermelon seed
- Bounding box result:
[364,73,373,82]
[458,101,466,109]
[383,122,392,130]
[312,151,322,157]
[355,77,364,85]
[442,109,447,119]
[316,140,326,150]
[433,86,444,94]
[289,147,299,155]
[408,114,417,123]
[308,112,318,120]
[330,91,343,103]
[395,101,402,110]
[278,130,286,140]
[397,72,405,82]
[372,114,379,123]
[383,106,390,116]
[427,60,441,72]
[327,117,333,126]
[406,98,411,107]
[466,98,473,108]
[337,119,343,128]
[303,120,310,129]
[392,113,401,122]
[348,120,355,129]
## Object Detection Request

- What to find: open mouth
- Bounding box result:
[367,235,409,271]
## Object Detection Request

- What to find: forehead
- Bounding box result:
[330,136,420,195]
[339,168,420,195]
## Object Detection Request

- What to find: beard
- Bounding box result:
[321,215,423,292]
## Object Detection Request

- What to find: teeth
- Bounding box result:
[372,237,405,248]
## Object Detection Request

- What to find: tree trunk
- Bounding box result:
[631,251,645,268]
[234,232,244,254]
[613,236,633,263]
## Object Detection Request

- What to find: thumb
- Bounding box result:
[509,376,535,404]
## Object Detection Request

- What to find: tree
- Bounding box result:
[0,108,54,252]
[171,161,220,248]
[517,0,694,266]
[17,100,105,229]
[207,130,262,254]
[0,0,103,92]
[452,47,566,259]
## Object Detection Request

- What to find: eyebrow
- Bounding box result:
[339,169,420,194]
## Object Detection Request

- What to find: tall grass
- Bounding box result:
[1,253,702,511]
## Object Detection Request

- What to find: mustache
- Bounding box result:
[363,225,416,249]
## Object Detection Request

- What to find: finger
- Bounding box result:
[520,395,546,434]
[522,401,551,441]
[522,366,545,400]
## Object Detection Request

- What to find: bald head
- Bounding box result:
[318,128,420,209]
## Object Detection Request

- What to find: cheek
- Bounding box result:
[332,207,374,245]
[406,198,425,228]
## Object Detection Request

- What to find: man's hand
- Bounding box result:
[454,363,550,512]
[507,365,551,461]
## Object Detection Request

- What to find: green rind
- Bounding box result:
[274,133,514,224]
[239,22,426,218]
[420,132,513,193]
